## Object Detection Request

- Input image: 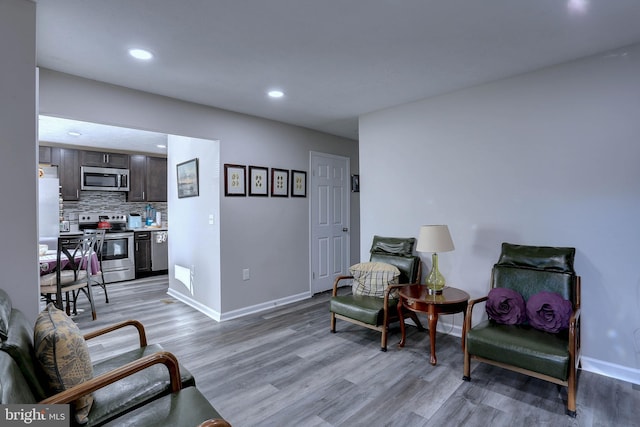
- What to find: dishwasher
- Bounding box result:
[150,230,168,271]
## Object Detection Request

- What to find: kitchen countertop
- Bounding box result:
[59,226,168,236]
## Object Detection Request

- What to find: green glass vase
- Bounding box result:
[426,252,445,294]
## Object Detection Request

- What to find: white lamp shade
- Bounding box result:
[416,225,454,253]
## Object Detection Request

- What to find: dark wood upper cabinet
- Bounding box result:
[39,146,52,164]
[54,147,81,201]
[128,154,147,202]
[128,155,167,202]
[146,156,167,202]
[80,150,129,169]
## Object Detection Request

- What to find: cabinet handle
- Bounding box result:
[142,191,145,200]
[136,242,138,251]
[76,189,79,198]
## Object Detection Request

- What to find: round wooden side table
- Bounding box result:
[398,284,470,365]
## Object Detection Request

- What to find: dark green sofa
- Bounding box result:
[462,243,581,417]
[0,288,229,426]
[330,236,423,351]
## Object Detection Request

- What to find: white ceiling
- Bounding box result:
[38,115,168,155]
[36,0,640,150]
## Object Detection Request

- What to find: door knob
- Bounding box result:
[343,228,349,232]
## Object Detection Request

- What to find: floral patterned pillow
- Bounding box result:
[34,303,94,425]
[485,287,527,325]
[526,291,573,333]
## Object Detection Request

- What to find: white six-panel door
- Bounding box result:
[310,152,350,294]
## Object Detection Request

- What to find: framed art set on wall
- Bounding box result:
[224,164,307,197]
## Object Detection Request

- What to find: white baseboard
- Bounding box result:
[405,315,464,337]
[166,288,311,323]
[581,356,640,385]
[219,291,311,321]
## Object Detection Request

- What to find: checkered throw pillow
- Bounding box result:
[350,262,401,298]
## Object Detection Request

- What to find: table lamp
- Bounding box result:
[417,225,454,294]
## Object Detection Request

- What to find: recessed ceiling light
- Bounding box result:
[567,0,588,14]
[268,90,284,98]
[129,48,153,60]
[67,131,82,137]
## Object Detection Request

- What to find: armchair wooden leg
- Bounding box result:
[330,313,336,333]
[567,372,577,417]
[381,326,387,352]
[462,347,471,381]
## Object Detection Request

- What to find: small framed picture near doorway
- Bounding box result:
[176,158,199,198]
[291,170,307,197]
[351,174,360,192]
[224,164,246,196]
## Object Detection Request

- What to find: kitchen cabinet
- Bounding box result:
[81,150,129,168]
[39,146,52,164]
[134,231,152,276]
[128,155,146,201]
[146,156,167,202]
[51,147,81,201]
[128,155,167,202]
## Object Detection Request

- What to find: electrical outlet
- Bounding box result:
[242,268,250,281]
[208,214,214,225]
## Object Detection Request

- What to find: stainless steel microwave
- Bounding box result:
[81,166,130,191]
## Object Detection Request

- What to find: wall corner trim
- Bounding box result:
[167,288,222,322]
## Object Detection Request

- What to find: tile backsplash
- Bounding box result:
[62,191,167,226]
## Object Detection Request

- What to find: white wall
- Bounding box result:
[359,43,640,383]
[0,0,38,321]
[38,69,359,318]
[167,136,222,315]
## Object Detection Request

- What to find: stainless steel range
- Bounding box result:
[78,213,135,283]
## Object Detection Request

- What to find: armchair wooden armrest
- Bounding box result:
[83,319,147,347]
[463,295,488,349]
[40,351,181,404]
[569,306,581,361]
[332,275,354,296]
[384,282,415,306]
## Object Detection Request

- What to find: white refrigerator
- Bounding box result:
[38,174,60,247]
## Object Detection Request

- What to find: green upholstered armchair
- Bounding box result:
[329,236,423,351]
[462,243,582,417]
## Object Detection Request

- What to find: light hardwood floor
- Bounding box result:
[73,276,638,427]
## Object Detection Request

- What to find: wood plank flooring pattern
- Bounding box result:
[73,277,639,427]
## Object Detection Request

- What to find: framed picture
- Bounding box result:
[224,164,246,196]
[291,170,307,197]
[351,174,360,192]
[249,166,269,196]
[271,168,289,197]
[176,158,199,198]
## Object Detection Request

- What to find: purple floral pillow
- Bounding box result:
[526,291,573,333]
[485,288,527,325]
